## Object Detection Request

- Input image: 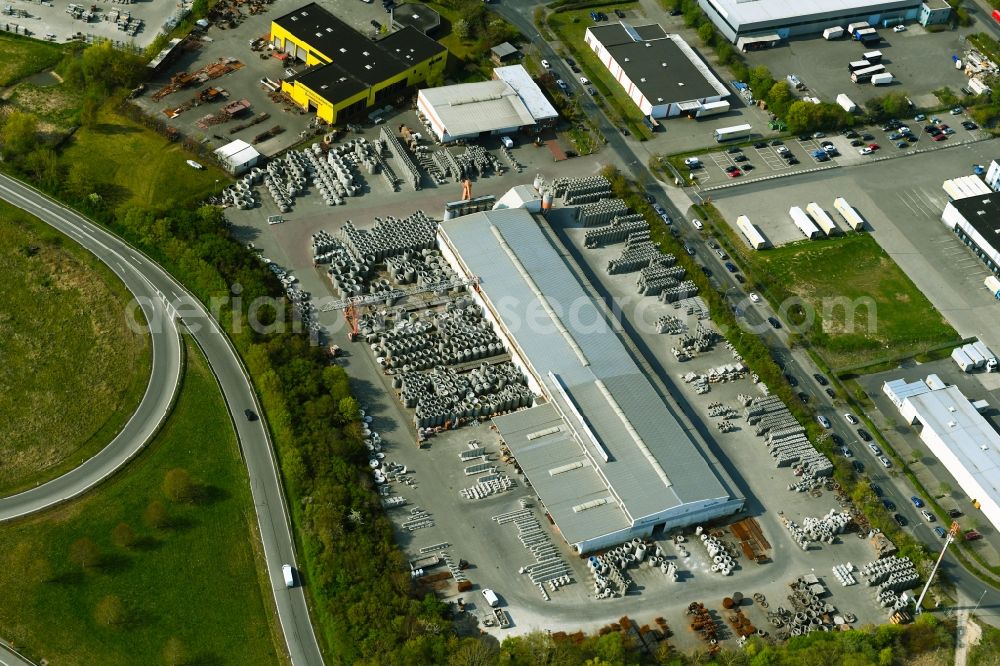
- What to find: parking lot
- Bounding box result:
[744,23,974,109]
[709,137,1000,352]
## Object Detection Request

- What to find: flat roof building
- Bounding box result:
[213,139,261,175]
[883,376,1000,532]
[698,0,923,44]
[390,2,441,35]
[584,22,728,119]
[437,207,744,553]
[416,66,556,143]
[941,194,1000,276]
[271,3,447,125]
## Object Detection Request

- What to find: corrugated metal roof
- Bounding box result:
[441,209,732,544]
[493,65,558,122]
[418,81,536,138]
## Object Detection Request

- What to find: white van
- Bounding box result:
[500,136,514,149]
[282,564,295,588]
[481,588,499,607]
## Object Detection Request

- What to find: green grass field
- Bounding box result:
[0,33,64,87]
[0,338,281,665]
[749,234,960,369]
[60,107,225,213]
[547,3,652,140]
[8,81,84,132]
[0,202,151,495]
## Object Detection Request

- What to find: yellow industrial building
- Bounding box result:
[270,3,447,124]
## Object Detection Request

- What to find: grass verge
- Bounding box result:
[546,2,652,140]
[0,201,151,495]
[0,336,281,665]
[0,33,64,87]
[696,205,960,370]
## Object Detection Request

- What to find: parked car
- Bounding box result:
[734,274,746,284]
[870,483,883,497]
[812,131,825,138]
[692,218,704,230]
[798,392,810,404]
[614,8,625,17]
[734,154,748,162]
[541,59,550,69]
[965,530,983,541]
[727,170,742,178]
[683,157,701,167]
[754,142,767,148]
[856,428,872,442]
[684,244,696,256]
[825,388,835,399]
[868,443,881,455]
[893,513,908,527]
[771,139,784,145]
[921,509,935,522]
[859,146,875,155]
[830,433,843,446]
[932,133,947,141]
[813,373,828,386]
[817,415,831,428]
[882,499,896,511]
[715,248,728,259]
[555,79,568,90]
[852,460,865,473]
[482,588,500,607]
[727,146,742,154]
[933,526,947,538]
[910,496,925,508]
[842,446,853,457]
[850,139,864,147]
[579,76,589,85]
[725,165,739,173]
[947,508,964,518]
[244,409,258,421]
[861,133,875,141]
[700,265,712,277]
[893,24,906,32]
[784,374,798,386]
[879,456,891,468]
[768,316,782,329]
[913,114,926,122]
[962,120,978,130]
[844,413,858,425]
[748,292,761,303]
[786,157,799,165]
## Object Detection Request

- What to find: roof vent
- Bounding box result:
[326,27,333,32]
[661,62,667,67]
[645,42,652,47]
[365,64,372,69]
[320,84,328,89]
[948,420,957,428]
[982,445,990,451]
[678,81,685,86]
[363,50,370,56]
[300,10,308,15]
[640,77,646,82]
[339,47,347,53]
[290,15,298,20]
[949,406,957,412]
[315,32,322,37]
[623,57,630,62]
[656,97,663,102]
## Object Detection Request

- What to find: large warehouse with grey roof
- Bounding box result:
[437,207,744,553]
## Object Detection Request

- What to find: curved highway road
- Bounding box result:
[0,175,324,666]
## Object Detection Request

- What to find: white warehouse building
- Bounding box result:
[416,65,557,144]
[437,206,745,553]
[883,376,1000,532]
[584,22,729,120]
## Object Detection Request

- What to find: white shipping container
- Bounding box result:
[847,21,870,32]
[971,340,998,371]
[789,206,821,239]
[736,215,768,249]
[823,26,844,39]
[871,72,894,85]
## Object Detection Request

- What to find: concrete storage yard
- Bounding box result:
[225,146,917,648]
[745,25,972,108]
[1,0,179,46]
[708,137,1000,352]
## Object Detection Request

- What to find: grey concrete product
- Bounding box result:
[0,174,323,666]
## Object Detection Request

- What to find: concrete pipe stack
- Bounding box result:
[577,199,630,227]
[584,215,649,248]
[552,175,612,204]
[832,563,856,587]
[454,144,502,177]
[861,556,919,592]
[379,126,422,190]
[657,281,700,303]
[340,213,436,261]
[606,239,666,275]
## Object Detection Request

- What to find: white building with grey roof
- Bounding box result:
[437,207,744,553]
[584,22,729,120]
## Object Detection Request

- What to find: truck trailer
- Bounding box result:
[963,343,986,369]
[833,197,865,230]
[806,202,840,235]
[852,64,885,83]
[790,206,821,239]
[971,340,998,372]
[952,347,975,372]
[823,26,844,39]
[985,275,1000,299]
[696,100,730,118]
[871,72,894,85]
[714,124,752,142]
[836,93,858,113]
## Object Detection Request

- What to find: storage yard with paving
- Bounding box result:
[223,154,927,649]
[0,0,181,46]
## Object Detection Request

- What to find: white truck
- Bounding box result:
[823,26,844,39]
[482,588,500,607]
[282,564,295,588]
[952,347,975,372]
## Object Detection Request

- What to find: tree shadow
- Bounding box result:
[194,484,230,506]
[51,569,85,585]
[91,123,142,135]
[99,552,134,575]
[189,651,224,666]
[132,535,164,552]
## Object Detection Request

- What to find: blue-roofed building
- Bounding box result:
[437,207,744,553]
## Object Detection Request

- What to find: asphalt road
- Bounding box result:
[0,175,324,666]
